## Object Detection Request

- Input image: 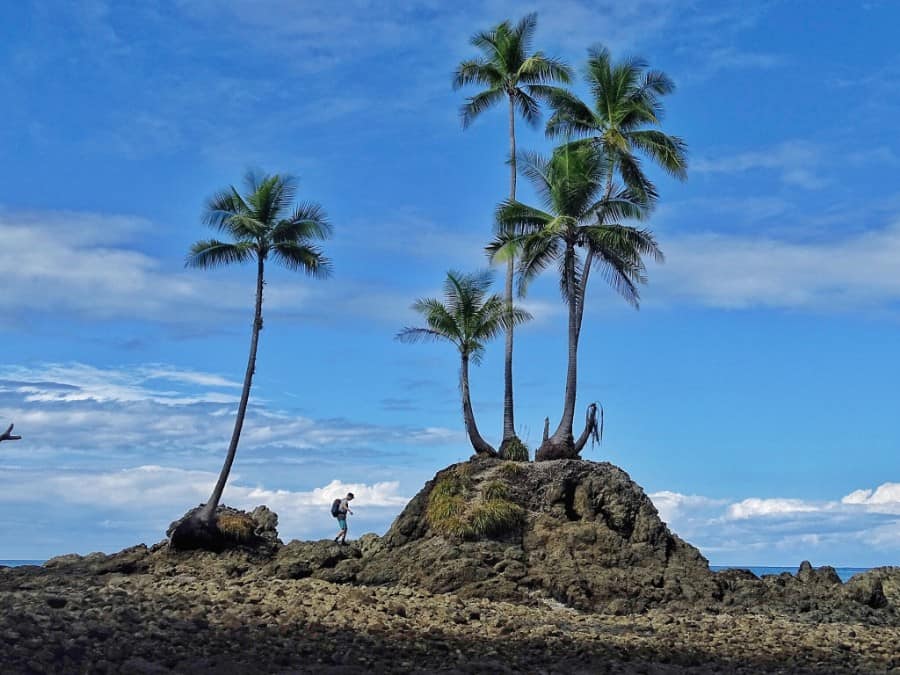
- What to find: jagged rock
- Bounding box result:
[359,459,719,612]
[167,504,281,553]
[797,560,842,586]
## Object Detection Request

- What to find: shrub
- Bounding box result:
[216,513,256,543]
[482,479,509,501]
[498,461,525,479]
[499,437,529,462]
[468,499,525,538]
[427,473,524,540]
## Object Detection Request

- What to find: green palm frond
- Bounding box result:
[627,129,688,180]
[398,271,529,360]
[518,55,573,85]
[517,231,561,295]
[512,88,541,127]
[270,242,332,278]
[190,171,333,275]
[185,240,255,269]
[460,87,506,128]
[455,14,570,131]
[272,202,331,243]
[496,199,554,237]
[453,58,503,90]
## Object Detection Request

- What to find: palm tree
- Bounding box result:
[454,13,571,455]
[397,271,531,458]
[175,171,331,542]
[545,45,687,204]
[496,143,662,460]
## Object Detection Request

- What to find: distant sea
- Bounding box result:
[711,565,870,582]
[0,561,873,581]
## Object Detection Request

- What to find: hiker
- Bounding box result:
[331,492,354,544]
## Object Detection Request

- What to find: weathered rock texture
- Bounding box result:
[357,458,717,613]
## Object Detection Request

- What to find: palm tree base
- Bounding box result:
[498,436,529,461]
[535,438,578,461]
[168,511,226,552]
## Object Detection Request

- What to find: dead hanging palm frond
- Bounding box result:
[0,423,21,443]
[574,402,604,454]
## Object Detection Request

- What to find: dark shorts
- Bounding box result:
[337,517,347,530]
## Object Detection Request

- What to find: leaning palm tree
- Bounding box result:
[545,45,687,204]
[496,143,662,460]
[454,13,571,456]
[171,171,331,547]
[397,271,531,458]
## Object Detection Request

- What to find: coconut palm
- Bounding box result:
[180,171,331,535]
[496,143,662,460]
[454,13,571,455]
[545,45,687,204]
[397,271,532,458]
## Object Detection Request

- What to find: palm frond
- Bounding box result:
[512,88,541,127]
[518,55,573,85]
[395,327,450,345]
[627,129,688,180]
[517,231,561,296]
[496,199,554,237]
[453,58,503,90]
[185,240,255,269]
[460,86,506,128]
[270,242,332,278]
[272,202,332,243]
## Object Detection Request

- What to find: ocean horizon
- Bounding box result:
[1,560,873,582]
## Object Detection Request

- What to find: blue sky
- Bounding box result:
[1,0,899,567]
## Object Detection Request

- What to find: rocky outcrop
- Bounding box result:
[18,458,900,627]
[357,458,719,613]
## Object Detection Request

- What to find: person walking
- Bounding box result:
[331,492,354,544]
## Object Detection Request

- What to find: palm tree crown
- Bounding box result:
[453,13,572,130]
[187,172,332,276]
[545,45,687,203]
[397,271,531,362]
[498,144,661,309]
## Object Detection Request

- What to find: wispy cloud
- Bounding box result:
[650,220,900,311]
[651,482,900,565]
[693,140,828,190]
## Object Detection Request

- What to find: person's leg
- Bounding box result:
[337,517,347,543]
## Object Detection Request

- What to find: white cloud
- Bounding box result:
[0,362,463,464]
[651,221,900,311]
[650,482,900,565]
[693,140,828,189]
[0,464,409,543]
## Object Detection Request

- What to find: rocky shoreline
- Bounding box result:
[2,555,899,674]
[2,459,898,673]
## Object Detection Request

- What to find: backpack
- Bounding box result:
[331,498,342,517]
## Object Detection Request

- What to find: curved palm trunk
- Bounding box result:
[199,256,265,522]
[461,352,497,457]
[550,243,579,450]
[500,91,518,447]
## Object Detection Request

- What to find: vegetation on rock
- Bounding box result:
[426,465,524,540]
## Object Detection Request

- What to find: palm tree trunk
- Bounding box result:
[200,256,265,522]
[549,243,579,451]
[461,352,496,456]
[501,92,518,446]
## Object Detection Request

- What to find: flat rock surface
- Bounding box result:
[1,565,898,674]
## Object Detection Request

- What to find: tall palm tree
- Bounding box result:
[545,45,687,205]
[454,13,571,455]
[182,171,331,531]
[496,144,662,460]
[397,271,531,458]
